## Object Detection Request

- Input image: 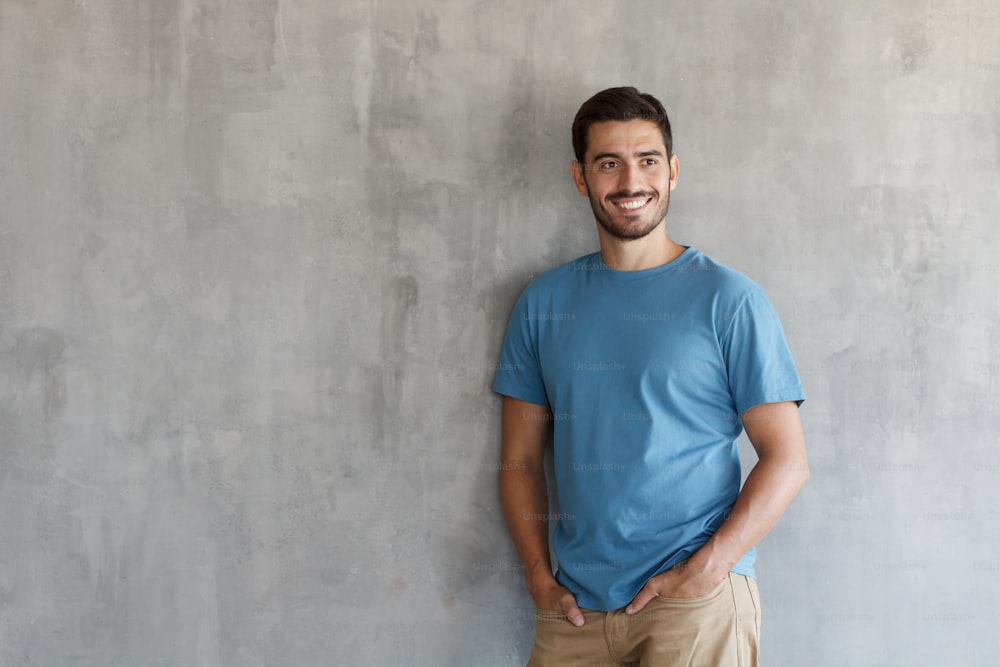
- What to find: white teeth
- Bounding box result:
[617,199,648,210]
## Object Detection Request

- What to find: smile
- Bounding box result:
[614,197,652,211]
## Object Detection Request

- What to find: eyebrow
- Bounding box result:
[591,149,665,161]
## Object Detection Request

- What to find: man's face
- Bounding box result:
[571,120,679,241]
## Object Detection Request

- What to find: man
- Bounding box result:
[491,87,809,667]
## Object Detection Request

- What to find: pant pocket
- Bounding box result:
[648,574,730,605]
[534,608,567,621]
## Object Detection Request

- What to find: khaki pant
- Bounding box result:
[527,572,760,667]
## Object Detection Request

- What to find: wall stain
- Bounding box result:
[389,575,407,594]
[894,26,931,74]
[376,275,419,458]
[11,327,67,422]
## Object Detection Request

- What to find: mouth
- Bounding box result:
[612,196,653,212]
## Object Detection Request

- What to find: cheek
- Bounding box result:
[590,176,619,196]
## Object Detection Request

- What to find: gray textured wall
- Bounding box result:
[2,1,998,665]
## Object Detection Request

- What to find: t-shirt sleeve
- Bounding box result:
[491,288,550,408]
[720,288,805,415]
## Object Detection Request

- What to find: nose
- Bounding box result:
[617,163,643,194]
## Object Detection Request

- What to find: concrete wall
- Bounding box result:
[2,1,998,665]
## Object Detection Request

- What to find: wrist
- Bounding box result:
[524,563,557,598]
[688,540,737,578]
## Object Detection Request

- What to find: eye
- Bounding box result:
[642,158,658,166]
[598,160,619,171]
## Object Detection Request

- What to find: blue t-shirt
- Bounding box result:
[491,246,805,611]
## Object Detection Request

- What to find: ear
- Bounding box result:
[571,160,589,197]
[668,154,680,192]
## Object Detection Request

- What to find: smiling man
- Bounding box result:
[492,87,809,667]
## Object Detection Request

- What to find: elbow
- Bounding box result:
[768,453,809,490]
[498,459,541,489]
[500,458,547,490]
[795,457,810,489]
[500,460,535,476]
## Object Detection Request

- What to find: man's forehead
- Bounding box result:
[586,120,665,157]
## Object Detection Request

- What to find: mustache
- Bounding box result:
[608,191,655,201]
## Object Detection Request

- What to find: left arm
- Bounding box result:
[626,400,809,613]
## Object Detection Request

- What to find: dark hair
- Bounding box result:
[571,87,673,163]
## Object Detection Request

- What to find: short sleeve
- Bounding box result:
[720,288,805,415]
[491,289,550,408]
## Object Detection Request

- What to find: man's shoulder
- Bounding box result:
[683,248,764,300]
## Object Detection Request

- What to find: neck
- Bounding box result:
[597,227,686,272]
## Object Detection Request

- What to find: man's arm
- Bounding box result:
[499,396,586,626]
[626,400,809,613]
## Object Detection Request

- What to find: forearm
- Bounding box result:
[692,451,810,575]
[500,465,557,596]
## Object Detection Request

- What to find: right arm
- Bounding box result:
[499,396,585,626]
